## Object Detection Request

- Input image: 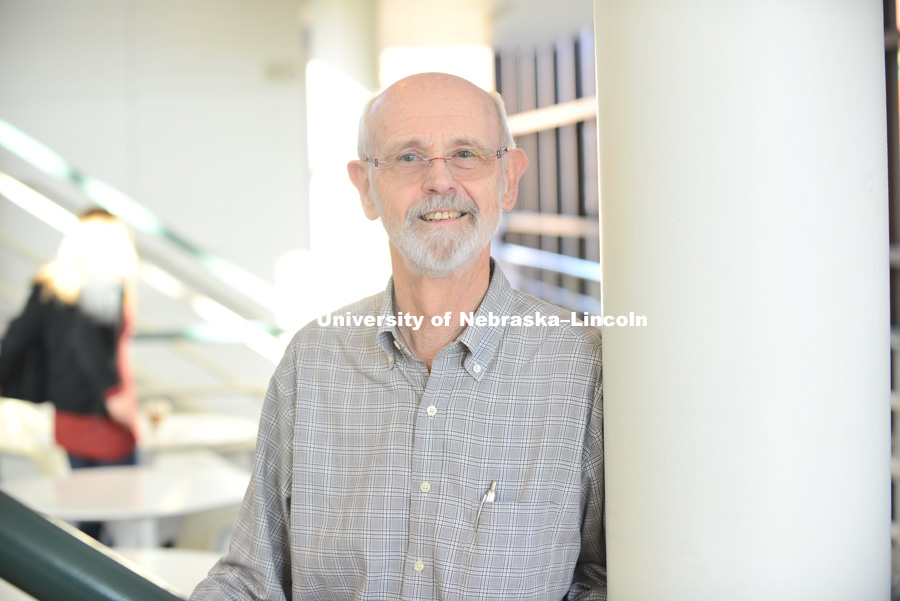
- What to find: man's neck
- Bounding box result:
[391,247,492,371]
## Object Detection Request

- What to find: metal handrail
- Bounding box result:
[494,243,603,282]
[0,490,182,601]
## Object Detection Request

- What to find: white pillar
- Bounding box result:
[594,2,891,599]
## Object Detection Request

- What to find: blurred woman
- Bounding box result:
[0,208,140,473]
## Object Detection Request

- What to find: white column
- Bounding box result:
[594,2,891,599]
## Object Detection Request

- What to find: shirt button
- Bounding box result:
[472,363,482,373]
[426,405,437,417]
[414,560,425,572]
[419,481,431,493]
[387,356,394,364]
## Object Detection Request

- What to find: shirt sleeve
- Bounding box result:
[568,374,608,601]
[190,349,297,601]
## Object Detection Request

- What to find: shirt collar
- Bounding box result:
[375,276,401,362]
[375,259,514,380]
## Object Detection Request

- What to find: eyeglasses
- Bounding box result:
[364,148,508,181]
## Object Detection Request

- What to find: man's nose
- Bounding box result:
[422,157,458,194]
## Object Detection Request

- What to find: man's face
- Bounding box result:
[351,75,523,279]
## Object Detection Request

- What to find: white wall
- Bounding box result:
[0,0,308,288]
[492,0,594,48]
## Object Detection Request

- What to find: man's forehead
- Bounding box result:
[375,72,492,108]
[367,74,498,146]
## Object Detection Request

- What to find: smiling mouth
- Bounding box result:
[420,211,465,222]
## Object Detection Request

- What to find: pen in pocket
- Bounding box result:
[475,481,497,528]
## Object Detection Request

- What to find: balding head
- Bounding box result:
[357,73,514,161]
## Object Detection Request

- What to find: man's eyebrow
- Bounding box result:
[381,137,493,156]
[447,137,487,148]
[383,138,427,154]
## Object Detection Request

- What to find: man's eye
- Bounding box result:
[454,149,479,159]
[397,154,420,163]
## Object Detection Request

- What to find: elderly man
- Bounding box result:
[191,72,605,601]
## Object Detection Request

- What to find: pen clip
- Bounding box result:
[484,481,497,503]
[475,481,497,528]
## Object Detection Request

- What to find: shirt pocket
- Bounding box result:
[473,499,561,547]
[453,500,566,600]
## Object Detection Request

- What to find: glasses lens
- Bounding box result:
[378,150,501,181]
[448,159,485,180]
[393,155,425,176]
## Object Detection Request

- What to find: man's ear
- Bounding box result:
[347,160,379,221]
[500,148,528,212]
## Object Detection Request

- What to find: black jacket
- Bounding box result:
[0,283,121,415]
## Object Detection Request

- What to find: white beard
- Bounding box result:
[372,188,502,278]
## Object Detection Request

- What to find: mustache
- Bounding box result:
[406,193,479,224]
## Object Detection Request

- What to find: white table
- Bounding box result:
[115,547,223,598]
[139,412,258,454]
[0,451,250,547]
[0,547,223,600]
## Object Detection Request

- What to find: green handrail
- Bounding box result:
[0,490,183,601]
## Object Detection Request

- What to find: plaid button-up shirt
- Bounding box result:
[192,262,606,601]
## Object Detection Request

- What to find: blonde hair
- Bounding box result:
[37,209,138,308]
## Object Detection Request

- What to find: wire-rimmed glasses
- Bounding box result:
[364,148,508,181]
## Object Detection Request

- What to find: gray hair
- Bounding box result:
[356,88,516,161]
